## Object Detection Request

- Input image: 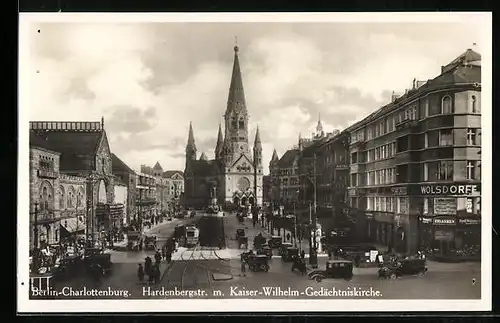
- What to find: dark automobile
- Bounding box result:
[278,242,293,256]
[256,244,273,259]
[144,236,157,251]
[238,236,248,249]
[85,252,113,276]
[247,254,270,272]
[281,247,299,262]
[378,258,427,279]
[268,236,283,249]
[291,257,307,275]
[240,250,255,263]
[308,260,353,282]
[174,224,186,240]
[235,229,245,240]
[253,234,267,249]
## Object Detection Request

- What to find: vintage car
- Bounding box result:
[84,252,113,276]
[308,260,353,282]
[291,257,307,275]
[235,229,246,240]
[238,236,249,249]
[268,236,283,249]
[240,250,256,263]
[378,258,427,279]
[256,244,273,259]
[281,247,300,262]
[144,236,157,251]
[278,242,293,256]
[247,254,270,272]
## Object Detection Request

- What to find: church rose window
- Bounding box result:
[237,177,250,191]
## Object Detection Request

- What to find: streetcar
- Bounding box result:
[185,226,200,247]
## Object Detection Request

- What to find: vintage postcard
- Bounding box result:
[18,12,492,313]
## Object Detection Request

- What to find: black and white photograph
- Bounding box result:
[18,13,492,313]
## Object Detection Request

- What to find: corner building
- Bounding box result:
[347,49,481,256]
[184,45,263,209]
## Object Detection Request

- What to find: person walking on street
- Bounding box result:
[145,256,153,284]
[286,232,291,242]
[300,249,305,260]
[240,260,246,277]
[155,250,162,266]
[137,263,145,283]
[153,263,161,284]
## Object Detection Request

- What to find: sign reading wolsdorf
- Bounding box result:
[419,184,480,196]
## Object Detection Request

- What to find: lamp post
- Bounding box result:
[32,202,39,274]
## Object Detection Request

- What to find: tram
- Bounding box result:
[185,226,200,247]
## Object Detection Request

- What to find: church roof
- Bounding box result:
[254,126,261,145]
[186,121,196,151]
[199,152,208,161]
[188,159,223,177]
[225,45,247,115]
[277,149,300,168]
[153,161,163,170]
[112,153,135,174]
[29,121,105,172]
[163,170,184,178]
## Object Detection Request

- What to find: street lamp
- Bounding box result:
[32,202,39,274]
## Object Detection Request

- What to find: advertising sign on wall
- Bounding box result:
[433,216,456,226]
[434,197,457,215]
[419,184,480,196]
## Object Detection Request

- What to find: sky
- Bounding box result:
[25,19,482,174]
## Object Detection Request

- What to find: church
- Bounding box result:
[183,44,263,209]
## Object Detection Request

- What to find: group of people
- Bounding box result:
[137,251,163,284]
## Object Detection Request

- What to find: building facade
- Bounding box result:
[111,153,137,225]
[184,45,263,209]
[163,170,184,212]
[113,182,128,226]
[29,119,119,246]
[136,171,157,225]
[346,49,481,255]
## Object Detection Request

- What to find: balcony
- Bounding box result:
[136,198,157,206]
[37,169,58,179]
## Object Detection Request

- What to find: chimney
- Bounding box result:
[412,78,416,89]
[441,66,445,73]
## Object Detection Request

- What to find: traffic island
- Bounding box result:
[212,273,233,281]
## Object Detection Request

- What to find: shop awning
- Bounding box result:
[60,217,86,233]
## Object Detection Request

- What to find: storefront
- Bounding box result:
[374,212,395,247]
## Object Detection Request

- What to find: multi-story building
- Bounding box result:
[268,149,281,209]
[141,163,170,216]
[276,149,301,212]
[347,49,481,255]
[262,175,272,206]
[315,130,351,229]
[135,171,157,226]
[29,119,119,246]
[111,153,137,225]
[163,170,184,211]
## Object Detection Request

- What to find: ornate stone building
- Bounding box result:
[184,45,263,209]
[29,119,120,245]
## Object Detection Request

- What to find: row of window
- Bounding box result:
[423,160,479,181]
[350,94,480,144]
[358,196,481,215]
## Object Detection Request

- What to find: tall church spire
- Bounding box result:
[316,112,323,134]
[215,123,224,159]
[254,126,261,145]
[185,121,197,161]
[225,42,247,115]
[253,126,263,171]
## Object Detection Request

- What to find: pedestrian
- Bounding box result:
[300,249,305,260]
[137,263,145,283]
[286,232,291,242]
[354,253,361,268]
[153,263,161,284]
[155,250,162,266]
[240,260,246,277]
[144,256,153,284]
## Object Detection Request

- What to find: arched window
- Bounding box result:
[77,188,84,207]
[59,186,65,209]
[441,95,452,114]
[471,95,478,113]
[68,186,76,208]
[39,182,53,211]
[231,117,238,129]
[238,118,245,129]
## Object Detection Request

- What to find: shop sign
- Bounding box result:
[433,197,457,215]
[365,213,374,220]
[458,218,481,225]
[419,184,480,196]
[391,186,408,196]
[420,217,433,224]
[433,216,456,226]
[335,164,349,169]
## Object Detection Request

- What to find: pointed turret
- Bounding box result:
[185,121,197,161]
[215,124,224,159]
[270,149,279,166]
[153,161,163,171]
[253,126,262,169]
[225,44,247,115]
[316,113,323,134]
[199,152,208,161]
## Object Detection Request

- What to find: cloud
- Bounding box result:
[24,21,482,174]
